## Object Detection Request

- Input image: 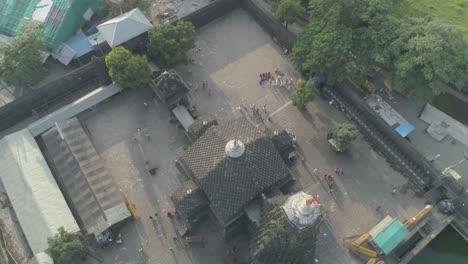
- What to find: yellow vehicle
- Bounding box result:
[344,205,433,264]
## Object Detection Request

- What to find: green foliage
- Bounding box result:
[105,47,151,88]
[387,17,468,100]
[0,21,46,88]
[291,0,397,86]
[291,20,352,85]
[147,21,195,67]
[291,79,319,109]
[251,201,319,263]
[274,0,305,28]
[334,123,359,150]
[46,227,85,264]
[392,0,468,38]
[291,0,468,99]
[116,262,144,264]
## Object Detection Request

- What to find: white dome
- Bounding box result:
[282,191,321,231]
[225,140,245,158]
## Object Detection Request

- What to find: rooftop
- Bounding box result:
[0,129,79,262]
[179,117,292,225]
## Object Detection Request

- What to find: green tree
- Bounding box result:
[274,0,305,28]
[46,227,85,264]
[0,21,46,88]
[291,20,352,85]
[105,47,151,88]
[147,21,195,67]
[388,17,468,100]
[334,123,359,150]
[291,79,319,109]
[291,0,397,85]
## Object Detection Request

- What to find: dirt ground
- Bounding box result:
[80,8,427,264]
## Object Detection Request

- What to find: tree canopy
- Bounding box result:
[274,0,305,28]
[46,227,85,264]
[291,79,319,109]
[147,21,195,67]
[387,17,468,100]
[105,47,151,88]
[291,0,468,99]
[0,21,46,88]
[334,123,359,150]
[291,0,399,85]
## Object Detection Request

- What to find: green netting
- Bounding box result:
[0,0,102,51]
[0,0,39,36]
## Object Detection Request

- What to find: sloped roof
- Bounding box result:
[187,114,218,141]
[97,8,153,47]
[151,70,189,104]
[41,118,126,234]
[0,129,79,262]
[179,117,291,224]
[171,180,208,220]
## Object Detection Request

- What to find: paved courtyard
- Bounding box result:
[79,8,427,264]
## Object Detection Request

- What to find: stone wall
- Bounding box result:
[0,57,111,132]
[242,0,296,50]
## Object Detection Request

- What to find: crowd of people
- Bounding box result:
[258,69,295,91]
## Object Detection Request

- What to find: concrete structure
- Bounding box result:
[0,129,79,264]
[366,94,414,138]
[420,103,468,146]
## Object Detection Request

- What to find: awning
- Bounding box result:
[396,121,414,138]
[172,105,194,131]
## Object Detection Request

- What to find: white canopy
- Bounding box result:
[97,8,153,48]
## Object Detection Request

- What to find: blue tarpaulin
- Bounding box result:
[396,121,414,138]
[86,24,99,36]
[65,30,94,58]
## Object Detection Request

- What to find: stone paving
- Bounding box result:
[78,9,429,264]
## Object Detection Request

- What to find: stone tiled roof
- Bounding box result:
[187,114,218,140]
[171,180,208,220]
[151,70,188,105]
[180,117,291,224]
[270,129,295,156]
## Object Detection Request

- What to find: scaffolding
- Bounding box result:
[0,0,102,51]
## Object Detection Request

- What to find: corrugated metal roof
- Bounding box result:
[28,83,123,136]
[0,129,79,261]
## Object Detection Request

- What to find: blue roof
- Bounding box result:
[396,121,414,138]
[372,219,409,254]
[65,30,93,58]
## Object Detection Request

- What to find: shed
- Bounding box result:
[370,217,409,255]
[97,8,153,48]
[41,118,131,237]
[0,129,79,263]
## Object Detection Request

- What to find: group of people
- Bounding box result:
[258,72,274,84]
[250,104,272,122]
[258,70,295,91]
[324,174,335,192]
